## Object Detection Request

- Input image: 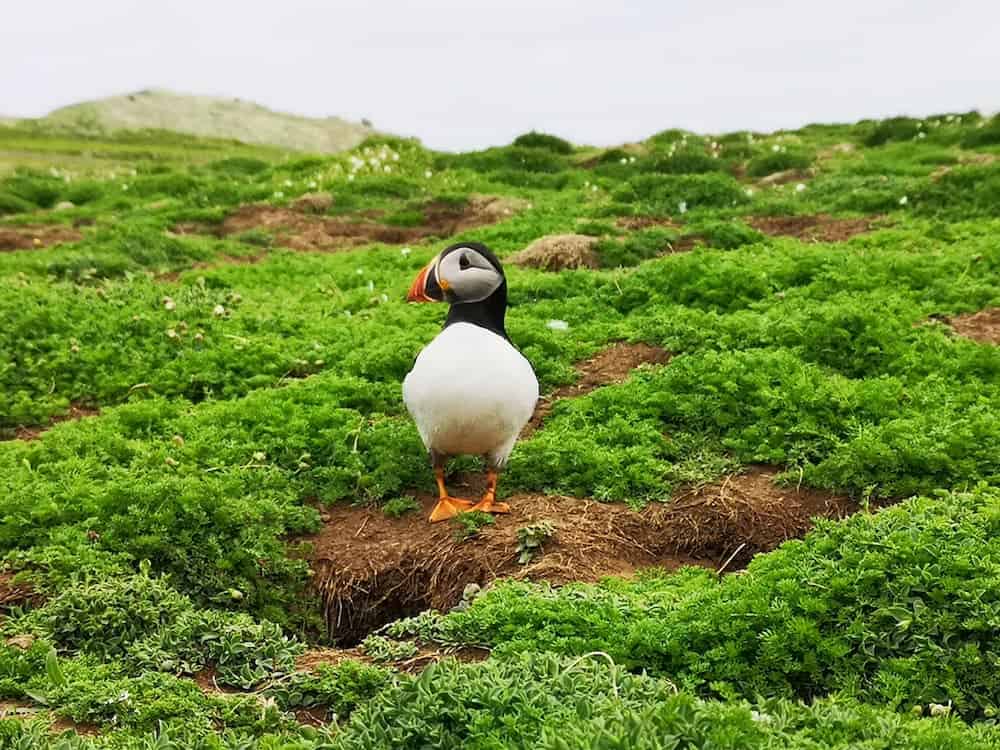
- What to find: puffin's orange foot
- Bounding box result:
[429,497,475,523]
[469,497,511,515]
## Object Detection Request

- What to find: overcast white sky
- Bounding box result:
[3,0,998,151]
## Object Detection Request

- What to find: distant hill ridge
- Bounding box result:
[4,89,376,153]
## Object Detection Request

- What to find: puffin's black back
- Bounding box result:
[441,242,509,340]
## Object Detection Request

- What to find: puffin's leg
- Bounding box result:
[428,456,474,523]
[469,467,511,515]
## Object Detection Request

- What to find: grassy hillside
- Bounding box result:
[7,89,374,154]
[2,111,1000,746]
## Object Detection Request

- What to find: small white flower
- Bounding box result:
[745,188,754,197]
[366,280,375,292]
[162,297,176,311]
[166,328,178,339]
[384,165,392,172]
[253,451,267,462]
[284,179,293,187]
[356,268,364,274]
[424,170,433,179]
[620,157,628,165]
[591,185,598,192]
[347,174,355,181]
[772,144,780,152]
[629,156,636,163]
[899,195,909,205]
[121,184,129,191]
[213,304,226,316]
[795,183,806,193]
[546,319,569,331]
[917,132,926,139]
[678,201,688,214]
[392,153,400,161]
[274,190,284,198]
[400,247,412,256]
[308,180,317,188]
[380,293,389,303]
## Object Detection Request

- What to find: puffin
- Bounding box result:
[403,242,539,522]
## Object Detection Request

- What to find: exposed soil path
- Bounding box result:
[174,195,525,253]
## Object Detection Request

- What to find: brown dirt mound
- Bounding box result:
[947,308,1000,345]
[175,194,526,253]
[0,225,82,251]
[9,403,100,442]
[509,234,600,271]
[746,214,883,242]
[525,342,671,435]
[305,466,857,644]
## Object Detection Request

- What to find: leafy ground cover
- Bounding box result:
[2,111,1000,745]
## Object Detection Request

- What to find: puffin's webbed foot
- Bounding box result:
[429,496,475,522]
[469,469,510,515]
[429,466,475,523]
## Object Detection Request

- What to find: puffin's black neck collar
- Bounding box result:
[444,280,508,340]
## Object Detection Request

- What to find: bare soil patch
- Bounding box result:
[947,308,1000,345]
[10,403,100,442]
[305,466,857,644]
[525,342,671,436]
[0,573,38,612]
[509,234,600,271]
[614,216,682,231]
[175,194,525,253]
[0,225,82,251]
[746,214,883,243]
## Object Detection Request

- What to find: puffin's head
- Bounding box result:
[406,242,505,304]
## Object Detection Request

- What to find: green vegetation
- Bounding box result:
[2,110,1000,745]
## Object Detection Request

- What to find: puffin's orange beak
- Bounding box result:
[406,258,444,302]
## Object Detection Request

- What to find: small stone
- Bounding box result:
[54,201,76,211]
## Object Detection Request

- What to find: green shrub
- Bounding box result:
[207,156,271,177]
[595,226,676,267]
[2,171,63,208]
[382,496,420,518]
[614,173,749,214]
[639,147,724,174]
[961,115,1000,148]
[865,117,924,146]
[0,190,34,215]
[512,131,573,154]
[747,147,813,177]
[265,660,395,720]
[15,569,302,688]
[685,219,765,250]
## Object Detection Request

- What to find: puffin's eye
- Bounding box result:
[458,253,471,270]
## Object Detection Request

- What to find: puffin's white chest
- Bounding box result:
[403,323,539,461]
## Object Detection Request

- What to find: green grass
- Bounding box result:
[1,110,1000,745]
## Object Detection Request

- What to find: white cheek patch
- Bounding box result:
[438,249,503,303]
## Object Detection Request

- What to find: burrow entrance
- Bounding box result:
[306,467,859,645]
